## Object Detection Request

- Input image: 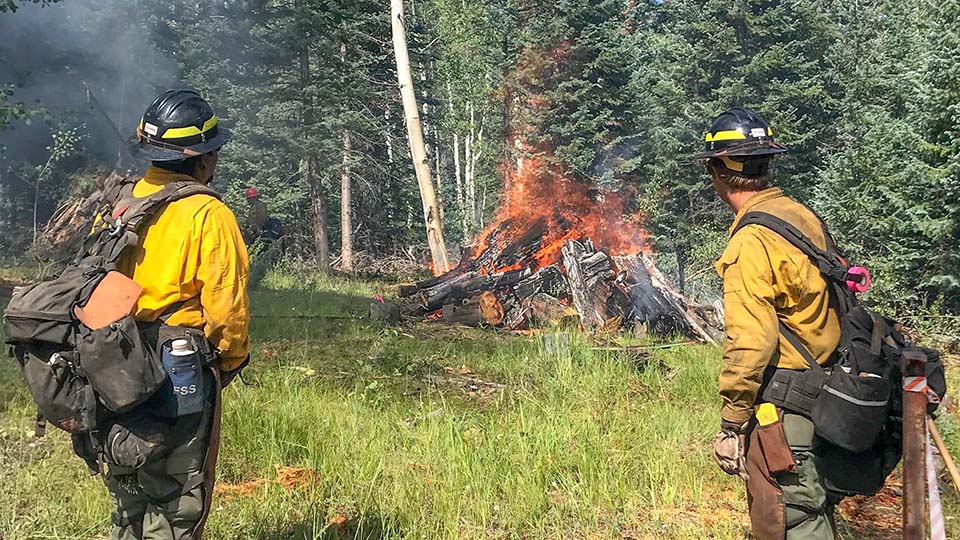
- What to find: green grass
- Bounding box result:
[1,272,959,539]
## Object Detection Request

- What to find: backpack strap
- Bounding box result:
[730,211,858,367]
[80,181,220,264]
[778,320,826,373]
[731,212,851,284]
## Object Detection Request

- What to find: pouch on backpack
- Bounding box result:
[15,344,93,433]
[99,412,172,469]
[3,263,106,346]
[811,362,891,453]
[76,314,167,412]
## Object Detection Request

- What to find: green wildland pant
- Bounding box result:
[745,411,836,540]
[107,406,213,540]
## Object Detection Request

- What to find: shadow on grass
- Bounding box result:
[249,288,377,343]
[253,514,398,540]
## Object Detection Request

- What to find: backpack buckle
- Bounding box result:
[109,217,125,237]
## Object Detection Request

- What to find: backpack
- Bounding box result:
[733,211,946,496]
[3,173,218,468]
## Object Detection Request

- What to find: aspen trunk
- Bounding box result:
[446,81,466,240]
[338,40,353,272]
[308,157,330,272]
[300,40,329,272]
[340,129,353,272]
[391,0,451,274]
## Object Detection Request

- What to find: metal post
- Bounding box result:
[902,349,928,540]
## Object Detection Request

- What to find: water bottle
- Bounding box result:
[161,338,206,416]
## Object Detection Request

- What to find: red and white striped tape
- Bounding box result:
[904,376,941,404]
[904,376,929,394]
[928,428,947,540]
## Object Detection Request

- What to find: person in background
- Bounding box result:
[244,187,269,244]
[243,187,282,288]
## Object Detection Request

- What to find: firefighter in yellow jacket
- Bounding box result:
[697,108,841,540]
[105,90,250,540]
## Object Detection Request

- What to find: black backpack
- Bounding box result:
[733,211,946,496]
[3,174,218,467]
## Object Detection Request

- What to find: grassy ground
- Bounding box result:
[1,272,958,539]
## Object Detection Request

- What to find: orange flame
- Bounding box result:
[458,144,648,275]
[446,40,648,277]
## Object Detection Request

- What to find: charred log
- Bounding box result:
[500,293,527,330]
[561,239,632,332]
[417,271,477,309]
[523,293,577,327]
[613,254,720,344]
[514,264,568,299]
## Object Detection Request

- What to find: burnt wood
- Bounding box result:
[561,239,629,332]
[514,265,567,299]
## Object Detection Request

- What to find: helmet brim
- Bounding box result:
[693,142,787,161]
[128,127,231,162]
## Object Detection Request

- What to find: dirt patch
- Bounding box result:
[216,465,322,501]
[838,477,902,540]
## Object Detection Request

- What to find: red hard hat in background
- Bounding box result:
[245,187,260,199]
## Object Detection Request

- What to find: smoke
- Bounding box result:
[0,0,180,166]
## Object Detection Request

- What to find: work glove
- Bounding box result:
[713,418,749,482]
[219,355,250,388]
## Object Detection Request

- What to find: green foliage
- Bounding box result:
[0,0,60,13]
[0,85,46,136]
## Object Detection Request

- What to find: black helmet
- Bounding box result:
[128,89,230,162]
[694,107,786,160]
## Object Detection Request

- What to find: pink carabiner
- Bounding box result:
[846,266,871,293]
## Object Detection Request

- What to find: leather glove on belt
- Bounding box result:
[713,418,749,482]
[219,354,250,388]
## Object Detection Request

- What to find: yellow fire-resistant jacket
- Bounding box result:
[715,188,841,425]
[117,166,251,371]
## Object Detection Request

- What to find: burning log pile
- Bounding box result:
[398,236,722,342]
[392,107,726,341]
[396,121,724,341]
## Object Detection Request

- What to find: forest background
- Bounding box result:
[1,0,959,330]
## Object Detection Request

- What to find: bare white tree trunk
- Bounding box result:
[340,129,353,271]
[433,128,444,223]
[464,101,484,234]
[471,106,484,227]
[447,81,465,240]
[391,0,451,274]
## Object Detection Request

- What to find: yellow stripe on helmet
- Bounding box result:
[705,130,747,143]
[161,115,219,140]
[719,156,745,172]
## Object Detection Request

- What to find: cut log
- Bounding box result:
[442,291,505,326]
[523,293,578,327]
[561,239,632,332]
[418,271,476,309]
[500,293,527,330]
